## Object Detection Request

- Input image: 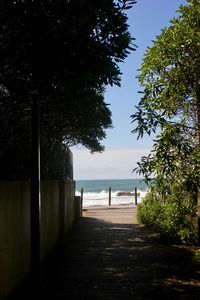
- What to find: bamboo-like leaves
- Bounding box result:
[132,2,200,190]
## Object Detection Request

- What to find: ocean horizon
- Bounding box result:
[75,178,147,207]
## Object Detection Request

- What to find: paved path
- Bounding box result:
[22,205,200,299]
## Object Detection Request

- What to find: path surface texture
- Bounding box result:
[23,206,200,299]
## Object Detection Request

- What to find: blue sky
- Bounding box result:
[73,0,188,180]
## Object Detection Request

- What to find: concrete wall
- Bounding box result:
[0,180,80,300]
[0,182,31,300]
[41,181,61,261]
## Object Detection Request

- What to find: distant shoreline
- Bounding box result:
[76,178,144,181]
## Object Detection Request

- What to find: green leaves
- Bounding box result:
[132,1,200,183]
[132,2,200,238]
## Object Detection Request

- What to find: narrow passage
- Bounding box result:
[22,206,200,299]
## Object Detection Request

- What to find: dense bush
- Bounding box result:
[137,192,163,226]
[133,1,200,246]
[137,190,198,245]
[193,248,200,264]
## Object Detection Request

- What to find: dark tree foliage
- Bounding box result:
[0,0,136,179]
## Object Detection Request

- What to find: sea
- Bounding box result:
[75,178,147,207]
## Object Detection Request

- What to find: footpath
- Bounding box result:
[19,205,200,299]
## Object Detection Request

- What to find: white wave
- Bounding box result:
[75,189,147,207]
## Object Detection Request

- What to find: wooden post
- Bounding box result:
[31,95,41,284]
[59,180,66,239]
[81,188,83,216]
[109,187,111,206]
[135,187,138,206]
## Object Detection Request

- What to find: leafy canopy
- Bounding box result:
[132,0,200,244]
[132,1,200,192]
[0,0,136,179]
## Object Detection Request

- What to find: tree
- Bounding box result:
[132,1,200,243]
[0,0,136,179]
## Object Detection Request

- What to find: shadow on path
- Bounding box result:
[18,207,200,299]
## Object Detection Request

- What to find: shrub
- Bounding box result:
[193,248,200,264]
[137,190,198,245]
[137,192,163,226]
